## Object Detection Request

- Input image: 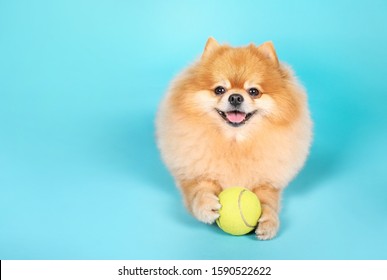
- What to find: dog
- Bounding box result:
[156,37,312,240]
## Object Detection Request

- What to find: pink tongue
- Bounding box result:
[226,111,246,123]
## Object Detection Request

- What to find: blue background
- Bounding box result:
[1,0,386,260]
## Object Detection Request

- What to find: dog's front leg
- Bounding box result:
[252,184,281,240]
[179,179,222,224]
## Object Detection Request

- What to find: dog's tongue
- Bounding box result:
[226,111,246,123]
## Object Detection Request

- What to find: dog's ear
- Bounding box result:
[258,41,279,66]
[202,37,220,58]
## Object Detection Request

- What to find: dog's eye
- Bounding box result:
[214,86,226,95]
[248,88,261,97]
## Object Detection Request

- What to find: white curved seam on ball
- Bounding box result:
[238,189,255,229]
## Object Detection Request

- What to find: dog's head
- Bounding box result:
[172,38,303,136]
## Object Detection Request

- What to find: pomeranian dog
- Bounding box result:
[156,38,312,240]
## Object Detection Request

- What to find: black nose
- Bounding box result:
[228,94,244,107]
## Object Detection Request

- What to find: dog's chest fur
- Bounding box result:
[161,118,310,190]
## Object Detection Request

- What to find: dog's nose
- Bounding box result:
[228,94,244,107]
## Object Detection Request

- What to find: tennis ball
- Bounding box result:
[216,187,261,236]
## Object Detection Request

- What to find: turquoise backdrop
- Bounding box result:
[1,0,386,259]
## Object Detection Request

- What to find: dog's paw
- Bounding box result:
[256,207,279,240]
[192,192,221,224]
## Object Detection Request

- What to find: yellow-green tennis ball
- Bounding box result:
[216,187,262,236]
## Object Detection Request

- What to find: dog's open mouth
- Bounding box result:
[216,109,257,127]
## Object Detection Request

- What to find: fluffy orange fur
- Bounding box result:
[156,38,312,240]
